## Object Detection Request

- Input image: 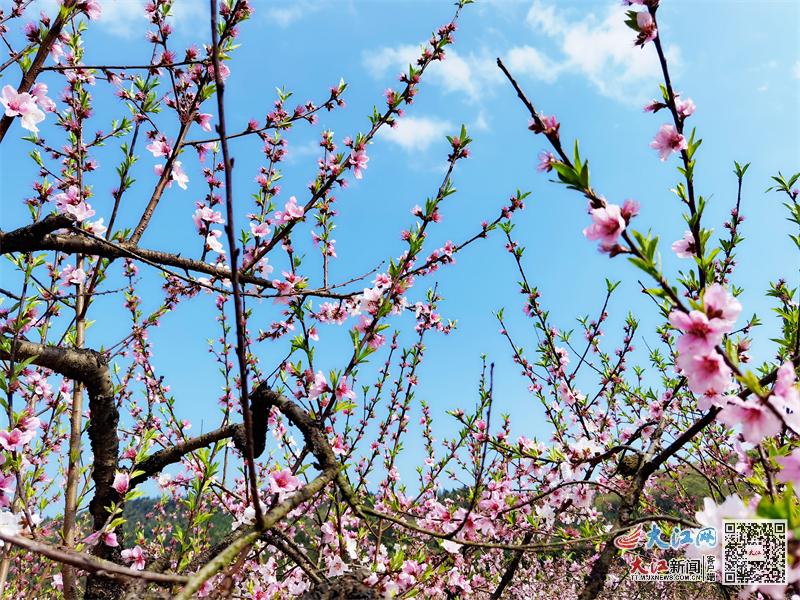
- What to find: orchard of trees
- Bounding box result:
[0,0,798,598]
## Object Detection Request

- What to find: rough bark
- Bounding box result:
[0,2,74,142]
[0,225,274,289]
[0,339,123,599]
[300,569,376,600]
[130,385,272,489]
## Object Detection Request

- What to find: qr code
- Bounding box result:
[722,519,787,585]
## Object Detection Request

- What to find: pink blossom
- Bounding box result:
[121,546,145,570]
[0,510,23,538]
[206,229,225,254]
[252,586,268,600]
[272,272,303,304]
[154,160,188,190]
[650,124,687,161]
[209,61,230,82]
[195,112,213,132]
[583,203,626,247]
[0,428,35,452]
[112,471,130,495]
[326,555,349,577]
[269,469,301,494]
[54,185,80,209]
[635,12,657,45]
[196,142,216,162]
[316,302,349,324]
[79,0,102,20]
[357,285,384,315]
[350,149,369,179]
[718,397,782,444]
[446,567,472,594]
[770,361,800,431]
[308,371,329,400]
[643,99,663,112]
[776,449,800,493]
[687,494,751,565]
[192,206,224,231]
[621,199,640,221]
[29,83,56,112]
[1,85,45,132]
[669,286,739,398]
[273,197,304,223]
[702,284,741,331]
[54,186,95,222]
[676,349,732,398]
[172,161,189,190]
[50,42,65,64]
[335,377,356,401]
[517,436,539,454]
[103,532,119,547]
[27,374,52,399]
[250,221,271,237]
[559,381,579,405]
[773,362,800,402]
[146,138,171,158]
[573,485,595,509]
[669,310,722,355]
[67,201,96,222]
[537,151,556,172]
[243,249,273,276]
[60,264,87,287]
[330,434,346,455]
[530,114,559,136]
[676,97,696,118]
[671,230,695,258]
[0,474,14,508]
[85,218,107,236]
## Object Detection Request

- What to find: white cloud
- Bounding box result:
[286,139,321,164]
[473,109,490,132]
[34,0,140,37]
[794,61,800,79]
[363,44,422,80]
[32,0,206,38]
[505,45,561,83]
[526,0,563,37]
[265,1,324,28]
[95,0,149,38]
[522,0,681,104]
[363,45,498,102]
[377,116,453,152]
[364,1,680,111]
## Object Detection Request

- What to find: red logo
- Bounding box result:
[614,524,644,550]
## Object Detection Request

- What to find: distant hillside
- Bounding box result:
[121,496,234,544]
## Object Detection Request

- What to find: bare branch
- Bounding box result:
[0,532,188,586]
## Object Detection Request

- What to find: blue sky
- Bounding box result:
[1,0,799,493]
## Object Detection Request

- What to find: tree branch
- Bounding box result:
[130,383,274,488]
[0,532,187,586]
[0,2,73,142]
[0,338,122,599]
[0,225,275,289]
